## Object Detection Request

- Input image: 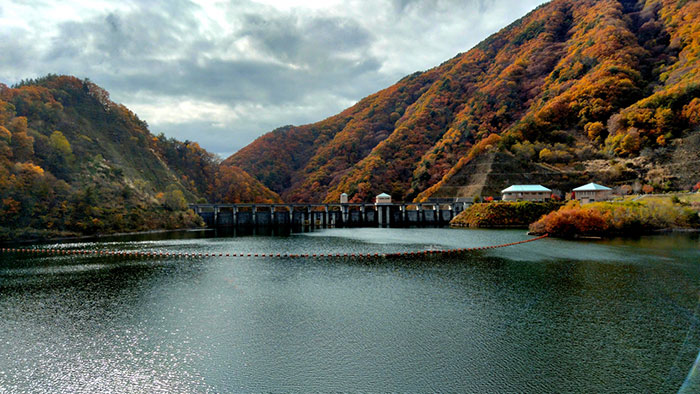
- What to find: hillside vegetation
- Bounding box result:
[450,201,564,228]
[228,0,700,203]
[529,197,700,237]
[0,75,279,240]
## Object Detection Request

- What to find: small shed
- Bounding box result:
[572,183,612,203]
[340,193,348,204]
[501,185,551,202]
[375,193,392,204]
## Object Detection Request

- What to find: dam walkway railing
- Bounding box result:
[188,202,470,229]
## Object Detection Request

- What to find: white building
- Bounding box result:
[340,193,348,204]
[572,183,612,203]
[375,193,392,204]
[501,185,551,202]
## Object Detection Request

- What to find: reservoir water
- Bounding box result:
[1,228,699,392]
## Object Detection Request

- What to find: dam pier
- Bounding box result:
[189,201,470,229]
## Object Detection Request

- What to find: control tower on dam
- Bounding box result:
[189,201,471,229]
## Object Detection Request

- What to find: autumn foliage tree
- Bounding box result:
[530,200,700,238]
[210,165,281,204]
[451,201,563,228]
[162,184,188,211]
[530,203,610,238]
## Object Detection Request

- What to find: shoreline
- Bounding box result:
[3,223,699,246]
[528,227,700,238]
[0,227,210,246]
[451,224,529,229]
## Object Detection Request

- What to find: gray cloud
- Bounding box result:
[240,13,373,65]
[0,0,547,156]
[37,2,383,104]
[392,0,488,14]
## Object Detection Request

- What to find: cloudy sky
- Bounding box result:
[1,0,547,158]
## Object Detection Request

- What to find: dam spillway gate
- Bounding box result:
[189,202,470,229]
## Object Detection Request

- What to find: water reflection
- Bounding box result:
[1,228,699,392]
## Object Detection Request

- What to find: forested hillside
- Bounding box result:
[5,0,697,241]
[227,0,700,203]
[0,75,279,240]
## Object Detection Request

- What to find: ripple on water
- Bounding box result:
[0,228,698,392]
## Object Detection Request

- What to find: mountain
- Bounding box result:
[226,0,700,203]
[0,75,279,240]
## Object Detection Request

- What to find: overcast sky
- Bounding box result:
[1,0,547,157]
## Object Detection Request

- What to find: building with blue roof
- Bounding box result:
[501,185,552,202]
[572,183,612,203]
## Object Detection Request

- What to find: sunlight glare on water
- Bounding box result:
[1,228,699,392]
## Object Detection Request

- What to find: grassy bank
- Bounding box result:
[450,201,563,228]
[530,197,700,238]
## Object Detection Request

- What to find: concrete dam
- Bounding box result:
[189,202,470,229]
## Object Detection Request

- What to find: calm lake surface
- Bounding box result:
[1,228,699,392]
